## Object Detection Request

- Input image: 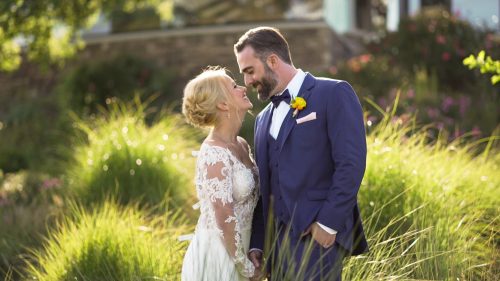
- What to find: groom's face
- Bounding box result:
[236,46,278,101]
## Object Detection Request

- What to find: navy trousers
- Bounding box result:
[269,223,347,281]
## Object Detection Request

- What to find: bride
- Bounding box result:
[181,67,261,280]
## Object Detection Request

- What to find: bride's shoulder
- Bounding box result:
[198,141,231,161]
[237,136,251,154]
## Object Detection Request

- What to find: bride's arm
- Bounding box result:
[203,153,255,278]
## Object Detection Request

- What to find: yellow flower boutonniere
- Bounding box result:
[290,97,306,118]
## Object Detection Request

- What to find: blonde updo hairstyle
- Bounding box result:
[182,67,233,128]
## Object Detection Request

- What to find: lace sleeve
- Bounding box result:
[201,147,255,278]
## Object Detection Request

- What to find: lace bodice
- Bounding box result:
[194,143,259,278]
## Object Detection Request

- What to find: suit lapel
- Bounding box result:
[278,73,316,150]
[255,104,273,173]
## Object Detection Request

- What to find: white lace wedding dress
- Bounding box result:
[181,143,259,281]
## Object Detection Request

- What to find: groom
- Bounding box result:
[234,27,368,280]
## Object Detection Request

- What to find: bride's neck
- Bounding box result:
[211,122,240,145]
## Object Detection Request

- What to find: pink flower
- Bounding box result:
[444,117,454,126]
[329,66,338,75]
[406,89,415,99]
[436,35,446,44]
[367,115,378,122]
[427,107,440,118]
[441,52,451,61]
[458,96,470,117]
[41,178,63,191]
[471,126,481,137]
[454,128,463,139]
[348,60,362,73]
[0,198,9,207]
[359,54,372,64]
[456,48,465,57]
[428,21,436,32]
[441,96,455,112]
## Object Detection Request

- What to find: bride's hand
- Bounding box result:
[250,266,264,281]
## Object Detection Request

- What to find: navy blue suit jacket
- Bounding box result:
[251,73,368,255]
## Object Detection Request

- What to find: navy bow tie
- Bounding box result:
[270,89,291,108]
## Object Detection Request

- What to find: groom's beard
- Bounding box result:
[254,64,278,101]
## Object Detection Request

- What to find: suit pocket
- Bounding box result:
[307,189,328,201]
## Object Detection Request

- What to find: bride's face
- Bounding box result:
[224,76,253,111]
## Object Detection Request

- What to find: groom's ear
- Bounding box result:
[266,54,279,69]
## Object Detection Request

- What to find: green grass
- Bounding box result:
[5,99,498,280]
[67,98,201,208]
[24,200,191,281]
[342,105,499,280]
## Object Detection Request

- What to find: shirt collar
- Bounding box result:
[279,69,306,99]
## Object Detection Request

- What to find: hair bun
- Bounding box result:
[182,95,214,128]
[182,67,230,128]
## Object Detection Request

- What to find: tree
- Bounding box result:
[0,0,173,72]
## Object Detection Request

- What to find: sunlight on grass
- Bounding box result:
[13,97,499,281]
[25,200,190,281]
[345,99,500,280]
[67,98,201,208]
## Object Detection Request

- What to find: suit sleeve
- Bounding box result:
[316,81,367,233]
[250,114,265,251]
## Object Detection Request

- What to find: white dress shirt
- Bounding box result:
[268,69,337,235]
[269,69,305,139]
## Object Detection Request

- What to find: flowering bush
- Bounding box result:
[328,8,499,140]
[371,8,499,91]
[328,54,407,101]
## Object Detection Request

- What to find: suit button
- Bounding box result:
[275,163,278,167]
[278,195,282,200]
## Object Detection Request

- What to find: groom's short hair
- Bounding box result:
[234,26,293,65]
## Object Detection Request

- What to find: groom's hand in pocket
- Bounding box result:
[305,223,336,249]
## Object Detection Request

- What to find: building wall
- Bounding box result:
[80,21,355,90]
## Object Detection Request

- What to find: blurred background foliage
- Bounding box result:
[57,54,176,116]
[325,7,499,143]
[0,0,175,71]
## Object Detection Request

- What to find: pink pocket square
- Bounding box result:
[296,112,317,124]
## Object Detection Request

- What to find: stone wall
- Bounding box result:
[0,21,362,101]
[79,21,360,93]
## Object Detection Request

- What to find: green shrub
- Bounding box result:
[0,89,72,173]
[24,201,190,281]
[0,171,65,279]
[57,54,176,117]
[68,99,200,207]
